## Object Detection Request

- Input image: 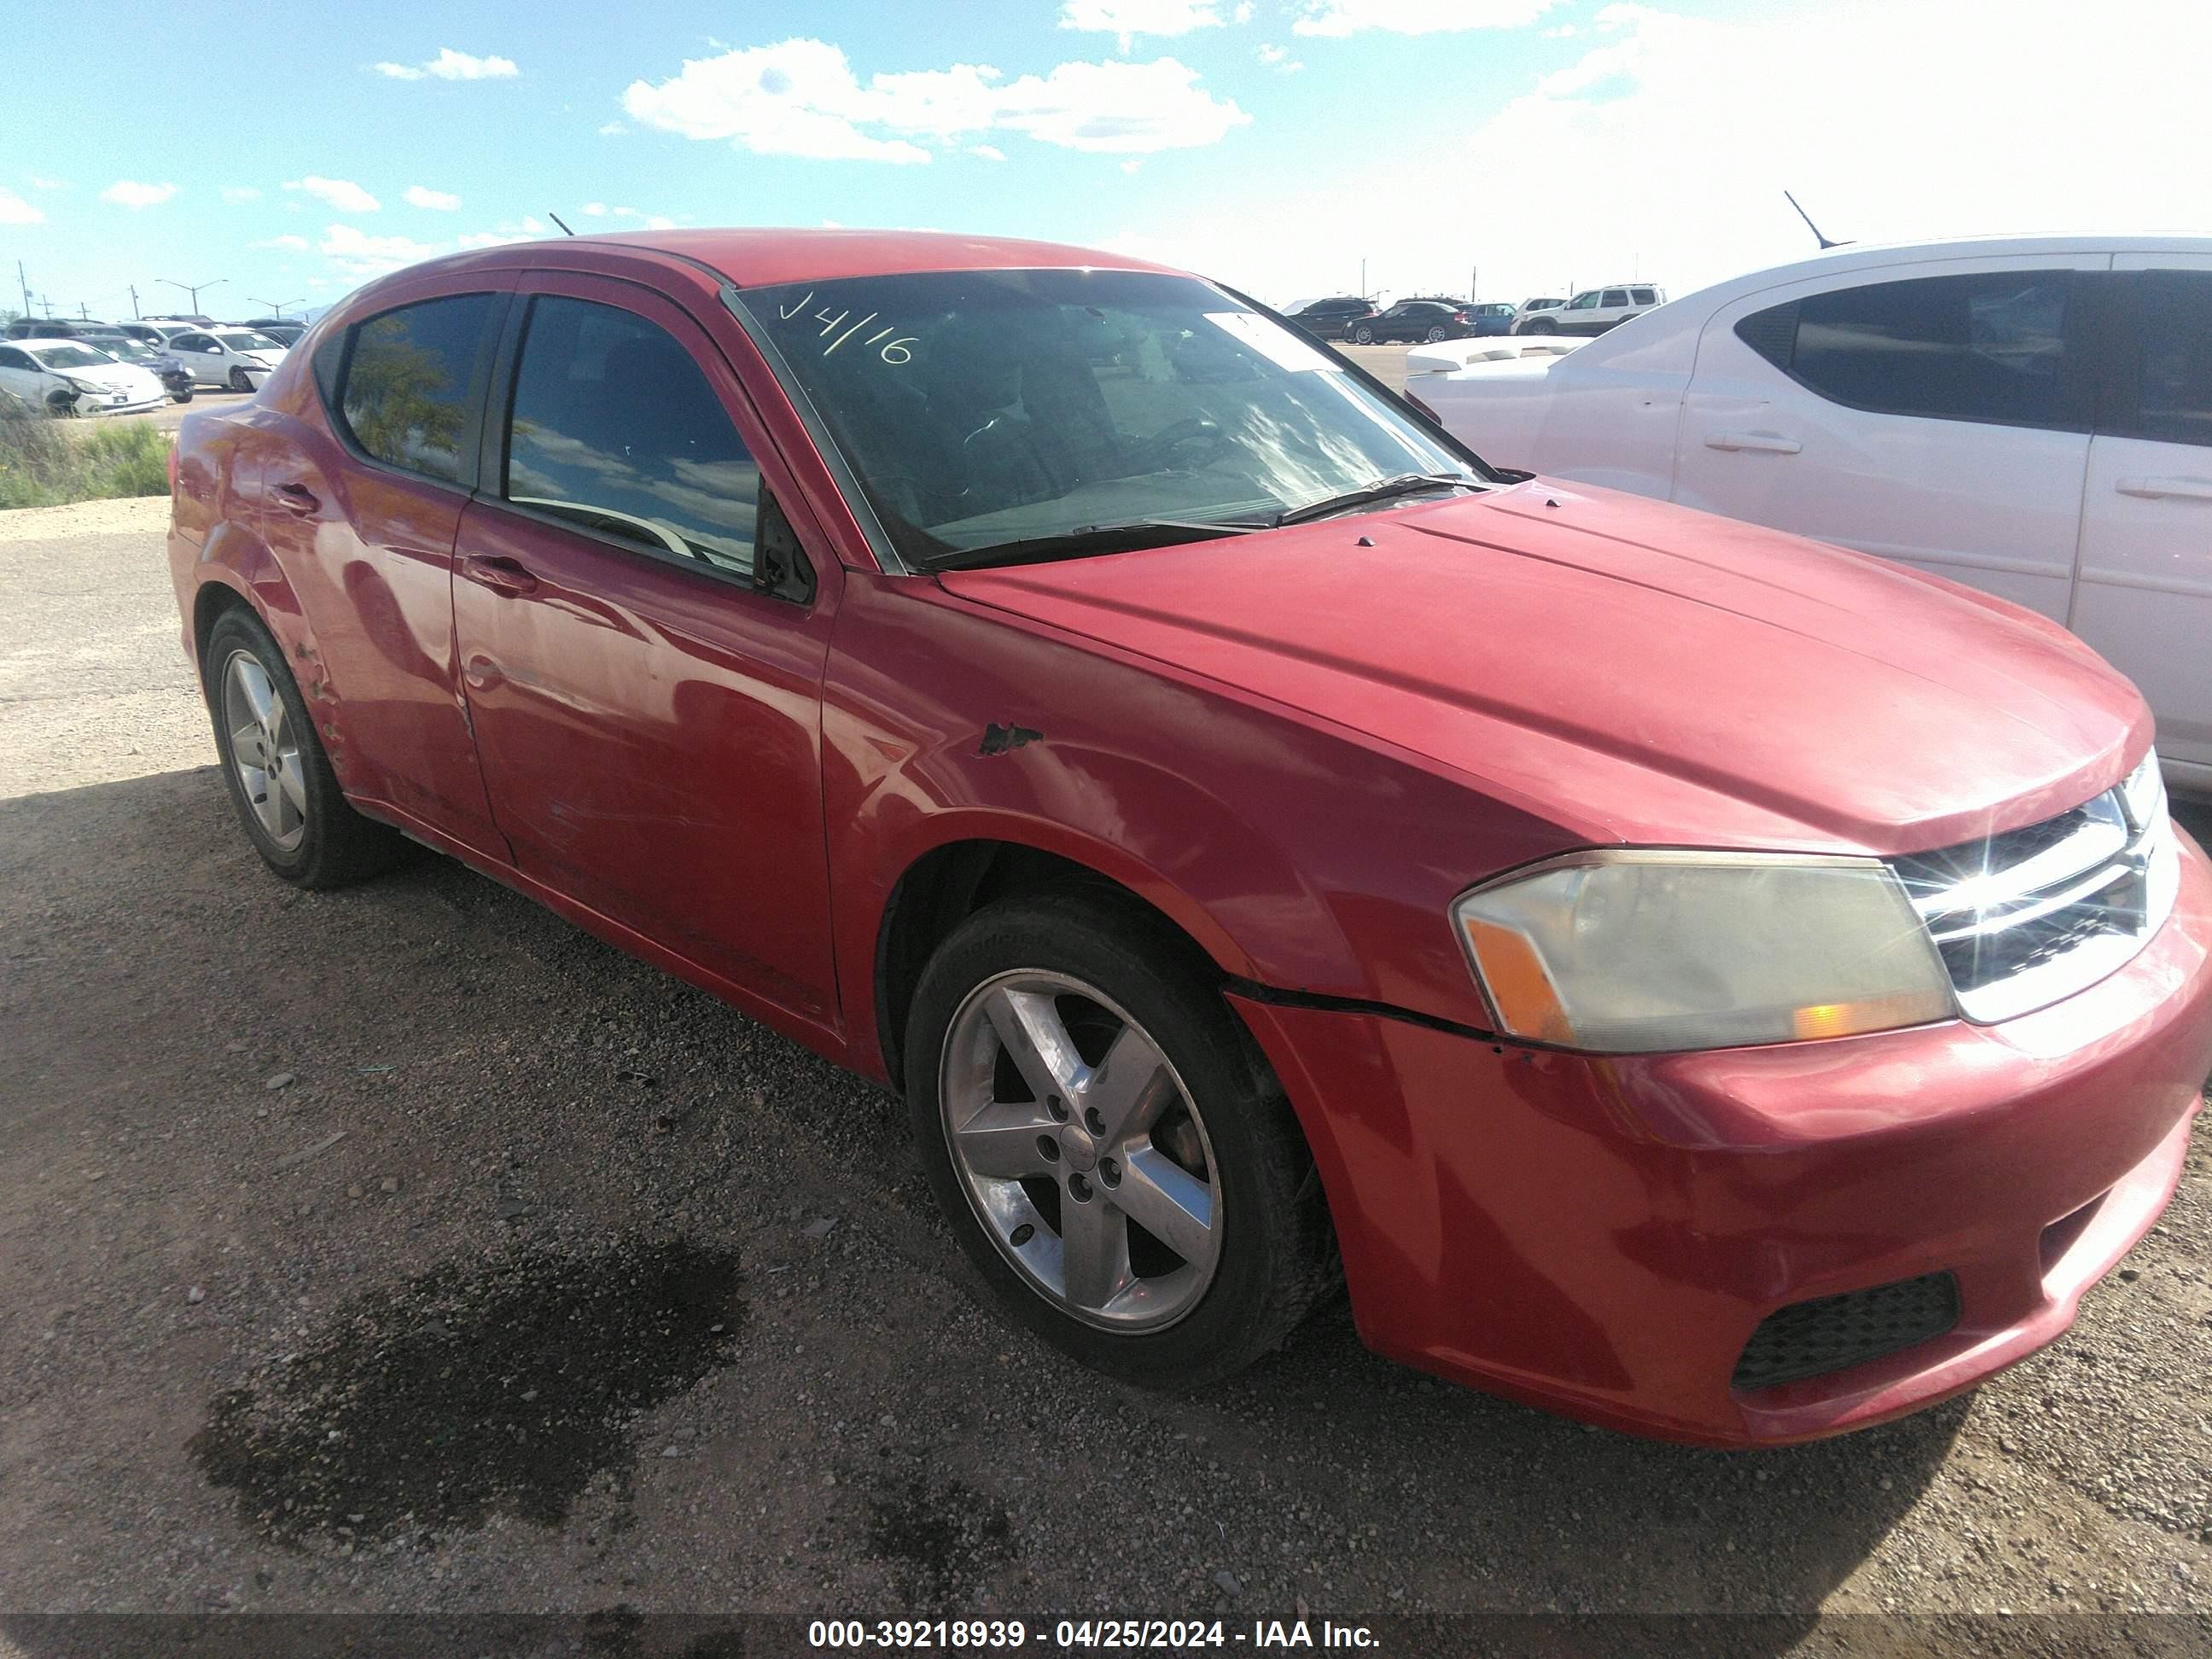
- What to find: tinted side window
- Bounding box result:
[1741,271,2075,428]
[1567,292,1599,310]
[1602,290,1629,308]
[2128,270,2212,448]
[0,346,30,369]
[336,294,496,483]
[173,334,212,352]
[1631,288,1656,306]
[503,295,761,578]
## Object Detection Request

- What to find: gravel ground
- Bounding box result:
[2,488,2209,1645]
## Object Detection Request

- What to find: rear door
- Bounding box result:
[449,271,842,1017]
[2073,257,2212,778]
[258,277,515,856]
[1673,255,2105,621]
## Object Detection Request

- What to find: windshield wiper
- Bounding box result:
[918,516,1265,573]
[1272,473,1484,527]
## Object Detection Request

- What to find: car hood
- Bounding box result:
[936,480,2146,855]
[58,364,161,393]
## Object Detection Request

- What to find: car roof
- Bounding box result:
[1682,232,2212,311]
[8,337,98,350]
[364,227,1185,297]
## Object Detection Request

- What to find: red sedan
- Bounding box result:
[166,230,2212,1446]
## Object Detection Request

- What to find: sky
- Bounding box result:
[5,0,2209,323]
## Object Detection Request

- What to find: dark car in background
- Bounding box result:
[1282,295,1378,341]
[243,317,309,346]
[1349,298,1493,345]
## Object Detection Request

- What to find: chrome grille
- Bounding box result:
[1890,754,2179,1024]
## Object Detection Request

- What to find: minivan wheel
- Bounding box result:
[1353,325,1375,345]
[202,608,403,888]
[906,890,1336,1389]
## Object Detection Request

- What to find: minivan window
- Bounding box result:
[502,295,761,578]
[1744,272,2075,428]
[335,293,496,484]
[1602,290,1629,308]
[1631,288,1656,306]
[2128,270,2212,448]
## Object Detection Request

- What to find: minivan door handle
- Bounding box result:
[459,554,539,597]
[1704,431,1802,454]
[2116,475,2212,502]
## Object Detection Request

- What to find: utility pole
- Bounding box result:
[79,302,90,319]
[128,283,141,319]
[1359,258,1365,299]
[247,295,306,318]
[15,260,29,317]
[159,275,226,316]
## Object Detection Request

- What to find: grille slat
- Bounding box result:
[1732,1272,1961,1393]
[1888,762,2175,1024]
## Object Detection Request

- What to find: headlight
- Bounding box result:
[1452,851,1955,1053]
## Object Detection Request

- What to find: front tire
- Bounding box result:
[229,367,253,393]
[202,608,403,888]
[906,889,1336,1390]
[1524,317,1557,335]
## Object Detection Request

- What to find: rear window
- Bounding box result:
[333,294,497,483]
[1631,288,1656,306]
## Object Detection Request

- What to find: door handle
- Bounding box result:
[2116,475,2212,502]
[460,554,539,597]
[1704,431,1802,454]
[273,481,319,516]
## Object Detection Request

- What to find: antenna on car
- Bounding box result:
[548,212,576,236]
[1783,190,1851,251]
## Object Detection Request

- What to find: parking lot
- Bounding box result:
[3,486,2210,1634]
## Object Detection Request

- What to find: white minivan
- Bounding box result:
[1421,236,2212,794]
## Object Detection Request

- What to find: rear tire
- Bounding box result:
[1425,326,1447,343]
[906,888,1336,1390]
[202,608,403,888]
[1353,325,1375,345]
[172,388,195,404]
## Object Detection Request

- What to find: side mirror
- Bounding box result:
[751,491,815,604]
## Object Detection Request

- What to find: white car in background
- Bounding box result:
[1512,283,1665,335]
[1421,234,2212,794]
[0,338,166,416]
[166,326,288,391]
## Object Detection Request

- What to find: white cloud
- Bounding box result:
[287,176,381,212]
[970,143,1008,160]
[252,234,311,251]
[1234,2,1255,20]
[1259,43,1306,70]
[621,38,1246,161]
[1060,2,1225,52]
[597,121,627,136]
[1294,0,1558,37]
[319,224,439,274]
[0,186,44,224]
[221,185,262,203]
[27,176,66,191]
[1121,159,1144,174]
[581,202,610,217]
[403,185,463,211]
[99,179,177,209]
[456,216,549,250]
[374,48,520,81]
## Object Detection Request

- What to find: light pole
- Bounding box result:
[159,276,226,317]
[247,296,306,319]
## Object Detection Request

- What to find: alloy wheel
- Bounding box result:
[939,970,1222,1331]
[222,649,307,853]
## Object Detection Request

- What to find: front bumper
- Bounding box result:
[79,390,164,416]
[1232,828,2212,1447]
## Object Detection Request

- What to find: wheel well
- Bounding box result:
[874,841,1224,1091]
[193,580,253,673]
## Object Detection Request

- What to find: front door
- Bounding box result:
[450,272,842,1018]
[2073,256,2212,780]
[1674,256,2104,622]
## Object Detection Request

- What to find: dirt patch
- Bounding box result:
[864,1470,1016,1606]
[189,1237,742,1545]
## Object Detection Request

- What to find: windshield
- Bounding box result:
[218,331,282,352]
[735,269,1485,566]
[96,339,154,362]
[31,345,110,370]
